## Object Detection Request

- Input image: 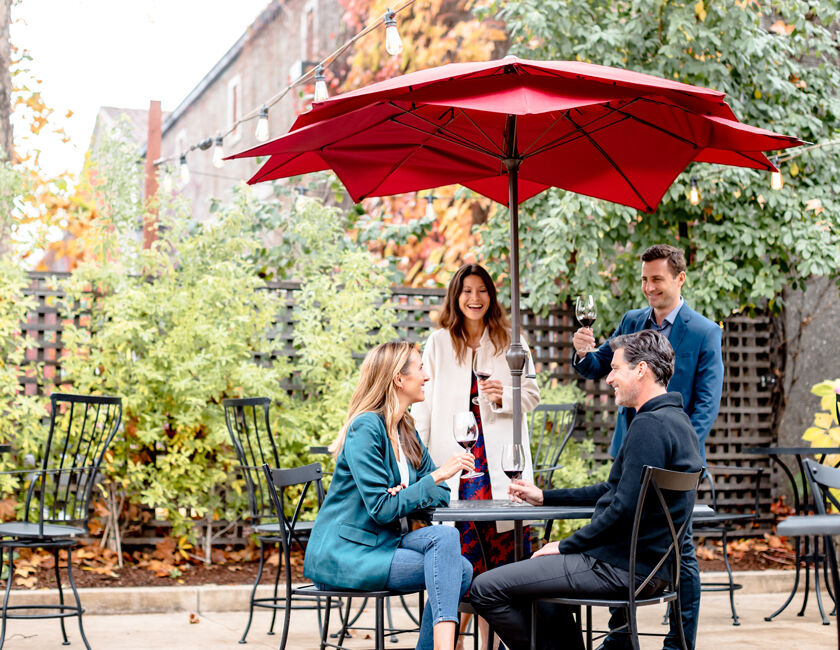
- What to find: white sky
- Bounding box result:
[11,0,271,178]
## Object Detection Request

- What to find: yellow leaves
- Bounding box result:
[694,0,706,22]
[769,20,795,36]
[790,162,800,177]
[753,88,762,100]
[805,198,824,216]
[802,379,840,458]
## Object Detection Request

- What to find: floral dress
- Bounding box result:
[456,371,530,576]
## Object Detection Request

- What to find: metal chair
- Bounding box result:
[0,393,122,650]
[777,458,840,650]
[529,465,702,650]
[530,403,577,543]
[223,397,323,643]
[692,464,764,625]
[263,463,423,650]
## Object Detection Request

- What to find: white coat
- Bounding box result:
[412,327,540,532]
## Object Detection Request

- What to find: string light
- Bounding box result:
[179,154,190,185]
[384,8,403,56]
[425,194,436,220]
[162,170,173,193]
[314,65,329,102]
[689,177,700,205]
[212,134,225,169]
[770,157,783,191]
[255,106,270,142]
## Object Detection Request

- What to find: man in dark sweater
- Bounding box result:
[470,330,703,650]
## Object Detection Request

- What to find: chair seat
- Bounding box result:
[693,513,757,526]
[540,589,678,608]
[293,582,399,598]
[777,514,840,537]
[0,521,86,539]
[254,520,315,535]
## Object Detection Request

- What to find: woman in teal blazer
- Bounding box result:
[303,341,475,650]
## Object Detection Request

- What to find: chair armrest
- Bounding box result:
[706,464,765,476]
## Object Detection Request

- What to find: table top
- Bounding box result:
[430,500,715,523]
[430,500,593,522]
[744,446,840,456]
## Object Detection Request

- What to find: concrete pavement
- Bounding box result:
[0,571,836,649]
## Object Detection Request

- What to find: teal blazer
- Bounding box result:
[303,412,450,591]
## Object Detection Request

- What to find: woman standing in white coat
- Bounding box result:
[412,263,540,644]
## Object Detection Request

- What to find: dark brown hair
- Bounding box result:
[438,264,510,364]
[640,244,686,277]
[610,330,675,387]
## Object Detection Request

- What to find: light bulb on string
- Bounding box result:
[179,154,190,185]
[384,8,403,56]
[213,134,225,169]
[425,194,437,220]
[770,157,783,191]
[314,65,329,102]
[255,106,270,142]
[688,177,700,205]
[162,168,173,193]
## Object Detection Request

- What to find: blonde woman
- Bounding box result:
[303,341,475,650]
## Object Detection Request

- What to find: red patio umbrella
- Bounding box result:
[229,56,802,448]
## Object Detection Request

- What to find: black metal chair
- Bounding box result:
[529,465,702,650]
[263,463,424,650]
[692,464,764,625]
[0,393,122,650]
[777,458,840,650]
[223,397,324,643]
[530,403,577,543]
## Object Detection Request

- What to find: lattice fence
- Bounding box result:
[16,273,779,541]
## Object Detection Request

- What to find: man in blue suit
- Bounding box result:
[572,243,723,650]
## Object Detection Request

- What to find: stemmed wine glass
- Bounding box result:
[453,411,482,479]
[501,443,526,503]
[575,294,598,355]
[472,350,492,406]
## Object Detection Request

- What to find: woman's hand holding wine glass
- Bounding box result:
[452,411,483,479]
[573,294,598,357]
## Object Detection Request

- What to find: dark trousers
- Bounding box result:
[470,553,664,650]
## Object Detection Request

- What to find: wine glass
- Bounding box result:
[472,350,492,406]
[453,411,482,478]
[575,294,598,355]
[501,443,526,503]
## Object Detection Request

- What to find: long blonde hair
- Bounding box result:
[330,341,423,468]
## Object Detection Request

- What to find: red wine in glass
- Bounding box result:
[503,469,523,480]
[575,294,598,354]
[501,443,526,502]
[453,412,482,478]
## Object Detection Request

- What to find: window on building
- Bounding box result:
[227,75,242,144]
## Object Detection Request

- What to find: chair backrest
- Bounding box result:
[30,393,122,533]
[627,466,702,607]
[263,463,325,590]
[530,403,577,490]
[223,397,280,525]
[804,458,840,515]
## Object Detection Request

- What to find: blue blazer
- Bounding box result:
[303,412,450,591]
[574,302,723,461]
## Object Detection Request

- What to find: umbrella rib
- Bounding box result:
[523,112,632,159]
[455,109,506,156]
[388,102,503,159]
[610,106,699,149]
[565,112,654,212]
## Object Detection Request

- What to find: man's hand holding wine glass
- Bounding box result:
[506,479,543,505]
[573,294,598,357]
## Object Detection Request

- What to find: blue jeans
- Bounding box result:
[389,525,473,650]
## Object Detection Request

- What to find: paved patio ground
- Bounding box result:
[1,573,836,649]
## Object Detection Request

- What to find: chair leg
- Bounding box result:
[277,582,293,650]
[627,605,640,650]
[320,596,333,650]
[53,547,69,646]
[337,597,353,648]
[720,529,740,625]
[375,596,385,650]
[529,600,537,650]
[268,541,282,635]
[670,593,689,650]
[64,546,91,650]
[386,597,397,643]
[240,539,267,643]
[0,544,9,650]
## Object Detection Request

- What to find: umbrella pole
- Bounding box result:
[503,116,527,452]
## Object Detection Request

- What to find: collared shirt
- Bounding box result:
[645,297,684,340]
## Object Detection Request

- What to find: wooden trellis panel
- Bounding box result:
[17,275,778,540]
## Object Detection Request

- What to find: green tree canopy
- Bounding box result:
[477,0,839,326]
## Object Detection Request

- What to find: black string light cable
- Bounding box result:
[154,0,418,180]
[686,137,840,205]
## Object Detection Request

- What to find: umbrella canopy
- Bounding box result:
[229,56,802,449]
